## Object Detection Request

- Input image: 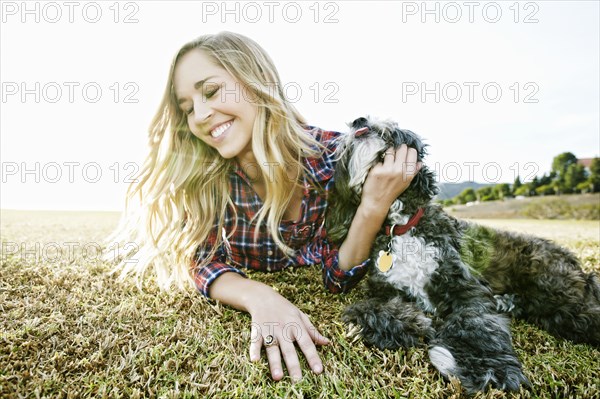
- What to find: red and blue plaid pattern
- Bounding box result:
[191,127,370,298]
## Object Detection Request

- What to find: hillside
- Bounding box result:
[435,182,491,200]
[445,193,600,220]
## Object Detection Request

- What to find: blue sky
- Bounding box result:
[1,0,598,211]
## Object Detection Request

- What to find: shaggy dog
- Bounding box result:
[326,116,600,394]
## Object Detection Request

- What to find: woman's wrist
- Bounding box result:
[242,281,282,314]
[209,272,279,313]
[356,200,389,224]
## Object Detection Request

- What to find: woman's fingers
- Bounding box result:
[250,315,328,381]
[381,144,420,181]
[300,312,330,346]
[396,145,419,179]
[264,341,285,381]
[278,336,303,382]
[249,323,262,362]
[296,315,326,374]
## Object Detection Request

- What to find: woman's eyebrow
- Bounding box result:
[176,75,217,104]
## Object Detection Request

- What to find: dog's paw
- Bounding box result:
[345,322,363,344]
[342,297,433,350]
[494,293,516,313]
[429,344,529,394]
[431,311,530,393]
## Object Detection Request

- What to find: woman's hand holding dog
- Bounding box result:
[360,143,421,214]
[337,144,420,270]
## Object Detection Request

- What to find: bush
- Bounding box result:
[514,186,532,196]
[535,184,555,196]
[570,203,600,220]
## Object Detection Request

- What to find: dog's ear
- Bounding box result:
[402,164,438,207]
[326,158,361,243]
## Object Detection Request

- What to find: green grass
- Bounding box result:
[1,210,599,398]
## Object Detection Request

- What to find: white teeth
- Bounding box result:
[211,121,232,138]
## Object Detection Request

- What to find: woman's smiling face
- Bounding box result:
[173,49,258,163]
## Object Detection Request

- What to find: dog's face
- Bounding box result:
[327,116,437,243]
[335,116,429,197]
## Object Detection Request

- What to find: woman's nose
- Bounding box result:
[192,99,213,124]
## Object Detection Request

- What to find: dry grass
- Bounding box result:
[1,209,599,398]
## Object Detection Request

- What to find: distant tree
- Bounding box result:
[457,188,477,204]
[528,176,541,196]
[589,157,600,193]
[564,163,587,193]
[552,152,577,194]
[476,186,494,202]
[576,181,593,193]
[493,183,512,200]
[512,176,522,195]
[552,152,578,177]
[440,198,456,206]
[514,185,530,196]
[535,184,555,196]
[539,172,556,186]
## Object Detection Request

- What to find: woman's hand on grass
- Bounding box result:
[247,289,330,382]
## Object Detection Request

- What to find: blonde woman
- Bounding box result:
[107,31,420,382]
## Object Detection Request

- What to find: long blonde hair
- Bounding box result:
[104,32,322,290]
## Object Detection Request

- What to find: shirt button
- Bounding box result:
[267,250,273,256]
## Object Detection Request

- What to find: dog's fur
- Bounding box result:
[326,116,600,394]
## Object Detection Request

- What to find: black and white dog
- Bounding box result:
[326,116,600,394]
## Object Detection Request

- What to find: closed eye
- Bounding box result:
[204,83,221,99]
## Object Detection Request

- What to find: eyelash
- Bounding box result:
[183,86,220,115]
[205,86,219,99]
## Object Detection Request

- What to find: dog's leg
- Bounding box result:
[429,309,528,394]
[476,227,600,346]
[342,296,434,350]
[427,257,529,394]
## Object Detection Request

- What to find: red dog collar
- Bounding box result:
[384,207,425,236]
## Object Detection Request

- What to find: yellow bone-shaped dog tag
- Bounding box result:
[376,250,393,272]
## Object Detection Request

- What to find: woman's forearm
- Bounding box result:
[337,202,388,271]
[208,271,278,313]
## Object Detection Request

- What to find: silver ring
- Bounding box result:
[264,334,277,347]
[381,151,395,160]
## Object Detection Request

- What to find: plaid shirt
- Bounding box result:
[191,127,370,298]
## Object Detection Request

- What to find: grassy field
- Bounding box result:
[1,209,599,398]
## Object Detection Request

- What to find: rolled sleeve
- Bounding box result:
[322,246,370,294]
[192,261,247,299]
[191,227,247,299]
[298,232,370,294]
